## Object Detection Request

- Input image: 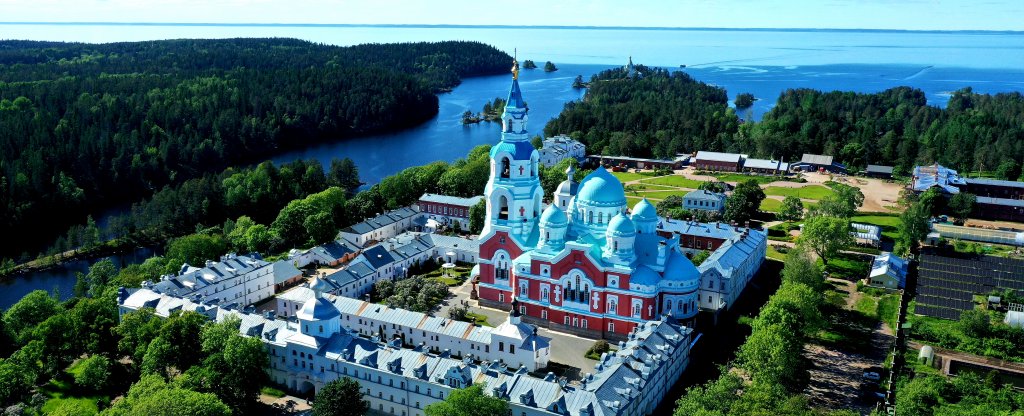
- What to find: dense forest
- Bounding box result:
[736,87,1024,175]
[547,65,1024,177]
[542,64,740,159]
[0,38,511,259]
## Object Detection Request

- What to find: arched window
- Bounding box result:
[598,212,604,224]
[613,241,618,251]
[677,300,683,311]
[497,195,509,220]
[500,157,511,178]
[588,211,594,224]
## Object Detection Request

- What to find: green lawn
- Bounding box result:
[759,198,783,212]
[854,296,879,317]
[763,185,834,200]
[261,386,287,398]
[821,252,871,281]
[712,173,780,184]
[642,175,705,188]
[466,312,492,327]
[610,171,655,183]
[627,196,647,206]
[767,245,788,261]
[635,190,689,200]
[851,214,901,240]
[40,374,105,415]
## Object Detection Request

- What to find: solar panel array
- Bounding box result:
[914,254,1024,320]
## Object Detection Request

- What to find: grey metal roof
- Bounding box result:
[966,178,1024,189]
[419,193,484,207]
[695,151,742,163]
[743,158,785,170]
[978,196,1024,208]
[683,189,726,203]
[866,165,894,174]
[271,260,302,284]
[347,262,376,277]
[360,245,396,269]
[800,154,834,166]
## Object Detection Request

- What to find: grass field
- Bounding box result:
[261,386,287,398]
[767,245,788,261]
[822,252,872,281]
[712,173,780,184]
[763,185,834,200]
[466,312,492,327]
[642,175,705,189]
[627,196,646,206]
[610,171,655,182]
[851,214,901,240]
[634,190,688,200]
[760,198,783,212]
[40,362,106,415]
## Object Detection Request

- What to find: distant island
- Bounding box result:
[522,59,537,69]
[734,92,756,109]
[544,61,558,72]
[462,97,508,124]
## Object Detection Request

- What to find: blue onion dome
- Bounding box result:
[576,167,626,206]
[606,213,636,237]
[540,205,568,227]
[310,275,331,294]
[489,140,535,160]
[663,250,700,282]
[631,198,658,222]
[631,265,660,286]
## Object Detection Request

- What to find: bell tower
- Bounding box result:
[482,57,544,239]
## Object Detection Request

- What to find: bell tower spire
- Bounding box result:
[482,52,544,239]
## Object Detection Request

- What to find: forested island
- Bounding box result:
[461,97,507,124]
[545,65,1024,179]
[0,39,511,263]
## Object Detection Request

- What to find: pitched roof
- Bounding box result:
[966,178,1024,189]
[271,260,302,284]
[695,151,742,163]
[866,165,894,174]
[419,193,485,207]
[360,245,397,269]
[799,154,834,165]
[743,158,786,170]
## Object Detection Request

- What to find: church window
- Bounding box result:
[500,157,511,178]
[546,232,549,240]
[613,241,618,251]
[588,211,593,224]
[581,319,588,329]
[541,309,548,319]
[632,300,642,318]
[678,300,684,311]
[683,304,688,314]
[598,212,604,224]
[608,322,615,332]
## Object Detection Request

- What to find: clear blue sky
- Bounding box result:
[1,0,1022,31]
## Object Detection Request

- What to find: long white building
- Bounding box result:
[117,277,693,416]
[147,253,275,308]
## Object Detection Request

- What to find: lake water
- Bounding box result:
[3,24,1024,306]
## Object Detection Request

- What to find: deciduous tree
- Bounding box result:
[312,377,368,416]
[799,215,853,265]
[424,384,509,416]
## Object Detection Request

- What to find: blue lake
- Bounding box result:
[2,24,1024,307]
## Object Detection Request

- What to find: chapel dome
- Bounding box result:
[663,250,701,283]
[576,167,626,207]
[540,205,568,227]
[607,213,636,237]
[631,265,660,287]
[631,199,658,222]
[297,296,340,321]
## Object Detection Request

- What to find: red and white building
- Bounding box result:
[416,193,483,231]
[474,73,766,340]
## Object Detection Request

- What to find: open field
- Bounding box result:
[642,175,705,188]
[763,185,834,200]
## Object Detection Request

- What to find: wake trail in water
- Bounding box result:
[904,65,934,80]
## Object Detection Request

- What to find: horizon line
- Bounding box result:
[1,21,1022,34]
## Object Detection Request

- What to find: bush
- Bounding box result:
[74,355,112,393]
[585,340,611,359]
